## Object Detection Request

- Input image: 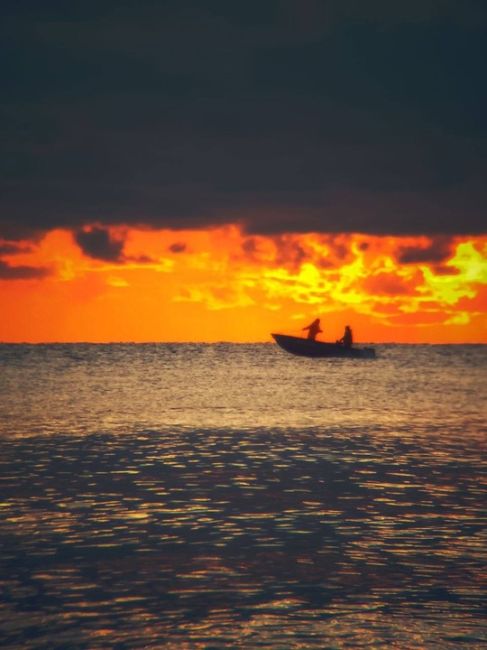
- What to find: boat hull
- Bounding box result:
[272,334,376,359]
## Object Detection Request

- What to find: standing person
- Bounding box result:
[338,325,353,348]
[302,318,322,341]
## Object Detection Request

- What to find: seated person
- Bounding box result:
[337,325,353,348]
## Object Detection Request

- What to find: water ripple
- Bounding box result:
[0,423,485,648]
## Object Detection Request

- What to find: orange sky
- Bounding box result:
[1,226,486,343]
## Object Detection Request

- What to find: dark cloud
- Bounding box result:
[0,260,49,280]
[127,254,155,263]
[74,227,125,261]
[328,241,349,261]
[432,264,459,276]
[274,237,308,270]
[0,242,32,255]
[363,273,413,296]
[169,242,187,253]
[397,238,453,264]
[241,239,258,256]
[1,1,486,239]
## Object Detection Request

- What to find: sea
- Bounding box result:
[0,343,485,649]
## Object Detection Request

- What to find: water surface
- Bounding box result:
[0,344,485,648]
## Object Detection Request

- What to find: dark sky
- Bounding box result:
[1,0,486,240]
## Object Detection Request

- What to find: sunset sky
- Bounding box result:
[1,0,486,343]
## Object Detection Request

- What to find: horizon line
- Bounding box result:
[1,340,485,346]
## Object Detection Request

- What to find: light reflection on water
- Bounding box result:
[0,344,486,648]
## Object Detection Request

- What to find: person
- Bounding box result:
[337,325,353,348]
[302,318,322,341]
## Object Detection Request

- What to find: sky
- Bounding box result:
[1,0,486,342]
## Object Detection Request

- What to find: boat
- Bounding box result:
[271,333,376,359]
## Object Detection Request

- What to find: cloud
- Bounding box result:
[363,272,414,296]
[74,227,125,262]
[1,1,486,240]
[397,238,453,264]
[0,242,32,255]
[126,254,156,263]
[242,238,258,256]
[0,260,49,280]
[169,242,187,253]
[273,237,308,270]
[432,264,459,276]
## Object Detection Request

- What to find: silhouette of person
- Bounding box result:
[302,318,322,341]
[337,325,353,348]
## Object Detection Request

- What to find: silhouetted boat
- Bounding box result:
[271,333,376,359]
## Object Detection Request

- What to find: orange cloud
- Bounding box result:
[0,227,485,343]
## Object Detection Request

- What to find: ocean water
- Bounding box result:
[0,343,485,649]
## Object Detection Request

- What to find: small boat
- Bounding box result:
[271,333,376,359]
